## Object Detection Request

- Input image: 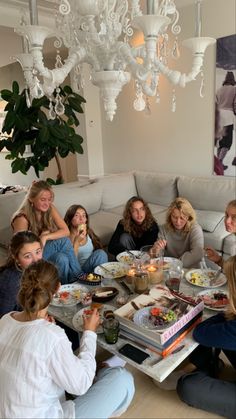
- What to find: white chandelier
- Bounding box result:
[14,0,215,121]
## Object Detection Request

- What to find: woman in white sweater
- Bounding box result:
[0,260,134,419]
[153,197,204,268]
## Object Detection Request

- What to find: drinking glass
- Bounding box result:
[103,317,120,344]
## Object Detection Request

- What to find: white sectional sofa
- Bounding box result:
[0,171,235,258]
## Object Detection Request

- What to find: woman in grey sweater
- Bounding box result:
[153,197,204,268]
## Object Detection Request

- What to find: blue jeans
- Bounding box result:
[43,237,83,284]
[82,249,108,273]
[74,367,135,419]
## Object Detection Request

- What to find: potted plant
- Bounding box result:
[0,81,86,184]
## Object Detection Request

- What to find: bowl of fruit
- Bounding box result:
[133,305,177,331]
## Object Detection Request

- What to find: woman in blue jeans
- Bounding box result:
[0,260,135,418]
[177,255,236,419]
[64,204,108,272]
[11,180,84,284]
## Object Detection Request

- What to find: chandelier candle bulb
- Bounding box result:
[195,0,202,37]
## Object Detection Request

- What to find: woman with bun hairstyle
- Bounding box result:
[11,180,84,283]
[0,231,42,317]
[0,260,135,418]
[64,204,108,272]
[153,197,204,268]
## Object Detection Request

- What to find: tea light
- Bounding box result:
[126,268,136,284]
[147,265,163,284]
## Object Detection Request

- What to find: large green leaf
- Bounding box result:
[2,110,16,133]
[68,97,84,113]
[0,89,13,102]
[12,81,19,95]
[63,85,73,94]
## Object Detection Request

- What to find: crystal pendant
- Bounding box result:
[25,88,31,108]
[171,89,176,112]
[200,71,205,98]
[55,88,65,115]
[49,98,56,120]
[172,37,180,59]
[55,51,63,69]
[30,76,44,99]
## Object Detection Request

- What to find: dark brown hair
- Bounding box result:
[64,204,103,249]
[0,231,41,273]
[122,196,156,237]
[18,260,59,314]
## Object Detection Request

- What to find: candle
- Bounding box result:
[147,265,163,284]
[147,0,154,15]
[195,0,202,37]
[126,268,136,284]
[29,0,39,25]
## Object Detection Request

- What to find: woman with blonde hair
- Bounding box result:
[0,260,135,418]
[153,197,204,268]
[108,196,159,256]
[64,204,108,272]
[177,255,236,418]
[11,180,84,283]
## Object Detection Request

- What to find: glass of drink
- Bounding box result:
[103,317,120,344]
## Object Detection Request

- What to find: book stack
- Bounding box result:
[114,285,204,357]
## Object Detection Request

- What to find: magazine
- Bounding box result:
[114,285,204,347]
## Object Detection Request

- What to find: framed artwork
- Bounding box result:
[214,34,236,176]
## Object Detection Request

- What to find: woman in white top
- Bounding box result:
[0,260,134,419]
[153,197,204,268]
[64,205,108,272]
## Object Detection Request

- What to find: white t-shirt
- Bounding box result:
[77,235,94,267]
[0,313,97,419]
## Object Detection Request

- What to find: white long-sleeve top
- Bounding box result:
[159,223,204,268]
[0,313,97,419]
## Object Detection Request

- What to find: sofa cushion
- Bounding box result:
[177,176,235,212]
[223,234,236,256]
[89,211,121,246]
[99,173,137,210]
[53,182,102,217]
[0,190,27,247]
[195,210,224,233]
[134,171,178,207]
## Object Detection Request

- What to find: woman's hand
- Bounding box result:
[83,308,100,332]
[153,239,167,252]
[45,314,56,323]
[205,247,222,264]
[40,231,50,247]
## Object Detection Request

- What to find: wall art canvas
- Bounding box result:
[214,34,236,177]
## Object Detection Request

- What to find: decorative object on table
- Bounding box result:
[116,250,142,266]
[155,257,183,272]
[77,273,102,286]
[133,306,177,331]
[50,283,88,306]
[197,289,229,311]
[133,268,149,294]
[116,293,130,307]
[94,262,128,279]
[72,304,115,334]
[81,292,93,307]
[185,269,227,288]
[103,317,120,344]
[0,81,85,183]
[114,285,204,350]
[165,267,184,291]
[92,286,119,303]
[146,263,164,284]
[13,1,215,121]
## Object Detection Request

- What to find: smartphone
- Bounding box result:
[119,343,150,364]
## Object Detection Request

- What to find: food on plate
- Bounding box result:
[86,273,101,282]
[91,302,103,310]
[72,290,81,299]
[201,291,229,308]
[188,271,209,286]
[94,290,114,298]
[149,307,176,326]
[59,291,70,301]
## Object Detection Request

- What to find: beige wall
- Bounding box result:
[101,0,236,177]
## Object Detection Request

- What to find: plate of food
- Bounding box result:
[94,262,128,279]
[198,289,229,311]
[50,283,88,307]
[92,286,119,303]
[116,251,142,265]
[72,304,115,333]
[185,269,227,288]
[133,306,177,331]
[77,273,102,286]
[155,257,183,271]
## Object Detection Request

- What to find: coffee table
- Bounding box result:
[48,275,226,383]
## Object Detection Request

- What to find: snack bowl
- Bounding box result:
[77,273,102,286]
[92,286,119,303]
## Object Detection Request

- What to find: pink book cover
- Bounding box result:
[114,285,204,345]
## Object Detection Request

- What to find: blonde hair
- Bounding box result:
[166,197,196,233]
[12,181,57,236]
[18,260,59,314]
[224,255,236,320]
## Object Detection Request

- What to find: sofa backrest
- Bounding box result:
[99,173,137,210]
[177,175,235,212]
[0,190,27,247]
[53,182,103,217]
[134,171,178,206]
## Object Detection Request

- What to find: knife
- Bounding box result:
[119,280,134,295]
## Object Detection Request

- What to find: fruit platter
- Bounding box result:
[198,289,229,311]
[133,306,177,331]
